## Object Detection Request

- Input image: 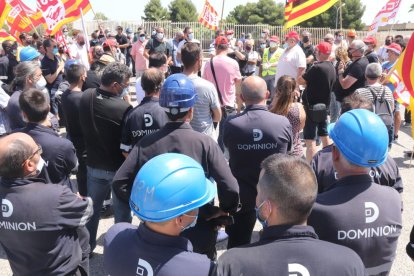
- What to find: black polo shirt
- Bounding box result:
[302,61,336,106]
[223,104,292,211]
[0,178,93,276]
[311,144,403,193]
[41,54,63,92]
[145,38,172,57]
[79,88,131,171]
[115,34,129,55]
[217,225,365,275]
[120,96,168,153]
[308,174,402,275]
[16,123,77,190]
[61,89,85,151]
[334,57,369,102]
[104,223,215,276]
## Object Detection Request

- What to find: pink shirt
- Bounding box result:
[203,54,241,107]
[131,40,148,71]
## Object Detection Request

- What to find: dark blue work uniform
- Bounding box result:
[312,144,403,193]
[0,178,93,276]
[104,223,215,276]
[223,104,292,248]
[6,90,25,131]
[308,174,402,275]
[217,225,365,276]
[112,122,240,259]
[120,96,168,153]
[16,123,78,190]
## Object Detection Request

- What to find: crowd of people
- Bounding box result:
[0,23,412,276]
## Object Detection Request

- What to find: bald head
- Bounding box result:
[0,133,37,179]
[241,76,268,105]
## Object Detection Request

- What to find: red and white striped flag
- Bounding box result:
[368,0,401,34]
[198,0,219,31]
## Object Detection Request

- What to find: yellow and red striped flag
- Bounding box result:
[284,0,339,30]
[395,32,414,138]
[198,0,219,31]
[0,31,16,43]
[388,71,410,107]
[37,0,92,35]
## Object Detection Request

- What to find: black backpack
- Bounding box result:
[368,86,394,142]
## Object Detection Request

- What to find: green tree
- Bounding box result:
[93,12,109,21]
[410,4,414,13]
[301,0,365,30]
[226,0,284,26]
[169,0,198,22]
[143,0,169,21]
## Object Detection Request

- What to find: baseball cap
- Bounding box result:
[347,30,356,37]
[225,29,234,35]
[385,43,402,55]
[316,42,332,55]
[215,36,229,45]
[285,31,300,41]
[269,36,280,43]
[103,39,117,48]
[363,36,377,45]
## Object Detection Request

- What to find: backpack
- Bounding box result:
[368,86,394,143]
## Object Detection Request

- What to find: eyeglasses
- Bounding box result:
[21,144,42,166]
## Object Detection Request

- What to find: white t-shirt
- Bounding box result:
[69,43,90,70]
[244,50,259,74]
[275,44,306,84]
[135,77,145,105]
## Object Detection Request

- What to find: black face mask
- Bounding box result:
[302,37,309,43]
[58,49,64,54]
[385,40,391,46]
[245,46,252,51]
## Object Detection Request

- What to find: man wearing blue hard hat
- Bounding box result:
[308,109,402,276]
[104,153,217,275]
[113,73,240,260]
[19,46,41,62]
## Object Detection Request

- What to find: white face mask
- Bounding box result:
[227,35,233,40]
[269,42,278,48]
[139,36,145,42]
[36,157,45,174]
[156,33,164,40]
[188,33,194,41]
[35,76,47,90]
[119,87,129,98]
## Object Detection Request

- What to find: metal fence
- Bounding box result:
[78,19,401,50]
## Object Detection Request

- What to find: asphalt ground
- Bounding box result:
[0,83,413,275]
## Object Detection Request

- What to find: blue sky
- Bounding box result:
[22,0,413,25]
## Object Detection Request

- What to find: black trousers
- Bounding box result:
[170,66,183,74]
[225,209,257,249]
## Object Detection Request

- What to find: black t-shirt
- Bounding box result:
[302,61,336,106]
[79,88,131,171]
[82,70,101,90]
[334,57,369,102]
[61,89,85,150]
[301,44,315,71]
[145,39,172,57]
[41,55,63,92]
[115,34,129,55]
[5,54,18,85]
[366,51,379,63]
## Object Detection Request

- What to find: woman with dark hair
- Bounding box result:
[270,75,306,157]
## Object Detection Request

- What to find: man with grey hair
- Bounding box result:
[300,30,315,70]
[335,39,369,103]
[223,76,292,249]
[217,154,365,276]
[354,62,394,146]
[0,132,93,275]
[69,33,90,70]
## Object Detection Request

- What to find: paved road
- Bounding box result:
[1,117,413,275]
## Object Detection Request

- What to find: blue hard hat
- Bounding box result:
[19,46,40,62]
[328,109,388,167]
[64,59,80,71]
[130,153,217,222]
[160,73,197,114]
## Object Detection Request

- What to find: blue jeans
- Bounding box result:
[85,166,132,251]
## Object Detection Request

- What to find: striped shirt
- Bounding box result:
[354,84,394,109]
[188,75,220,139]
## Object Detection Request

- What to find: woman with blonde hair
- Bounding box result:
[270,75,306,157]
[331,46,351,122]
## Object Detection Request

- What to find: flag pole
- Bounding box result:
[220,0,225,30]
[339,0,343,31]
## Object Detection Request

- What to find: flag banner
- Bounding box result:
[198,0,219,31]
[55,30,69,54]
[411,97,414,139]
[368,0,401,34]
[284,0,339,30]
[396,32,414,98]
[0,31,16,43]
[37,0,91,35]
